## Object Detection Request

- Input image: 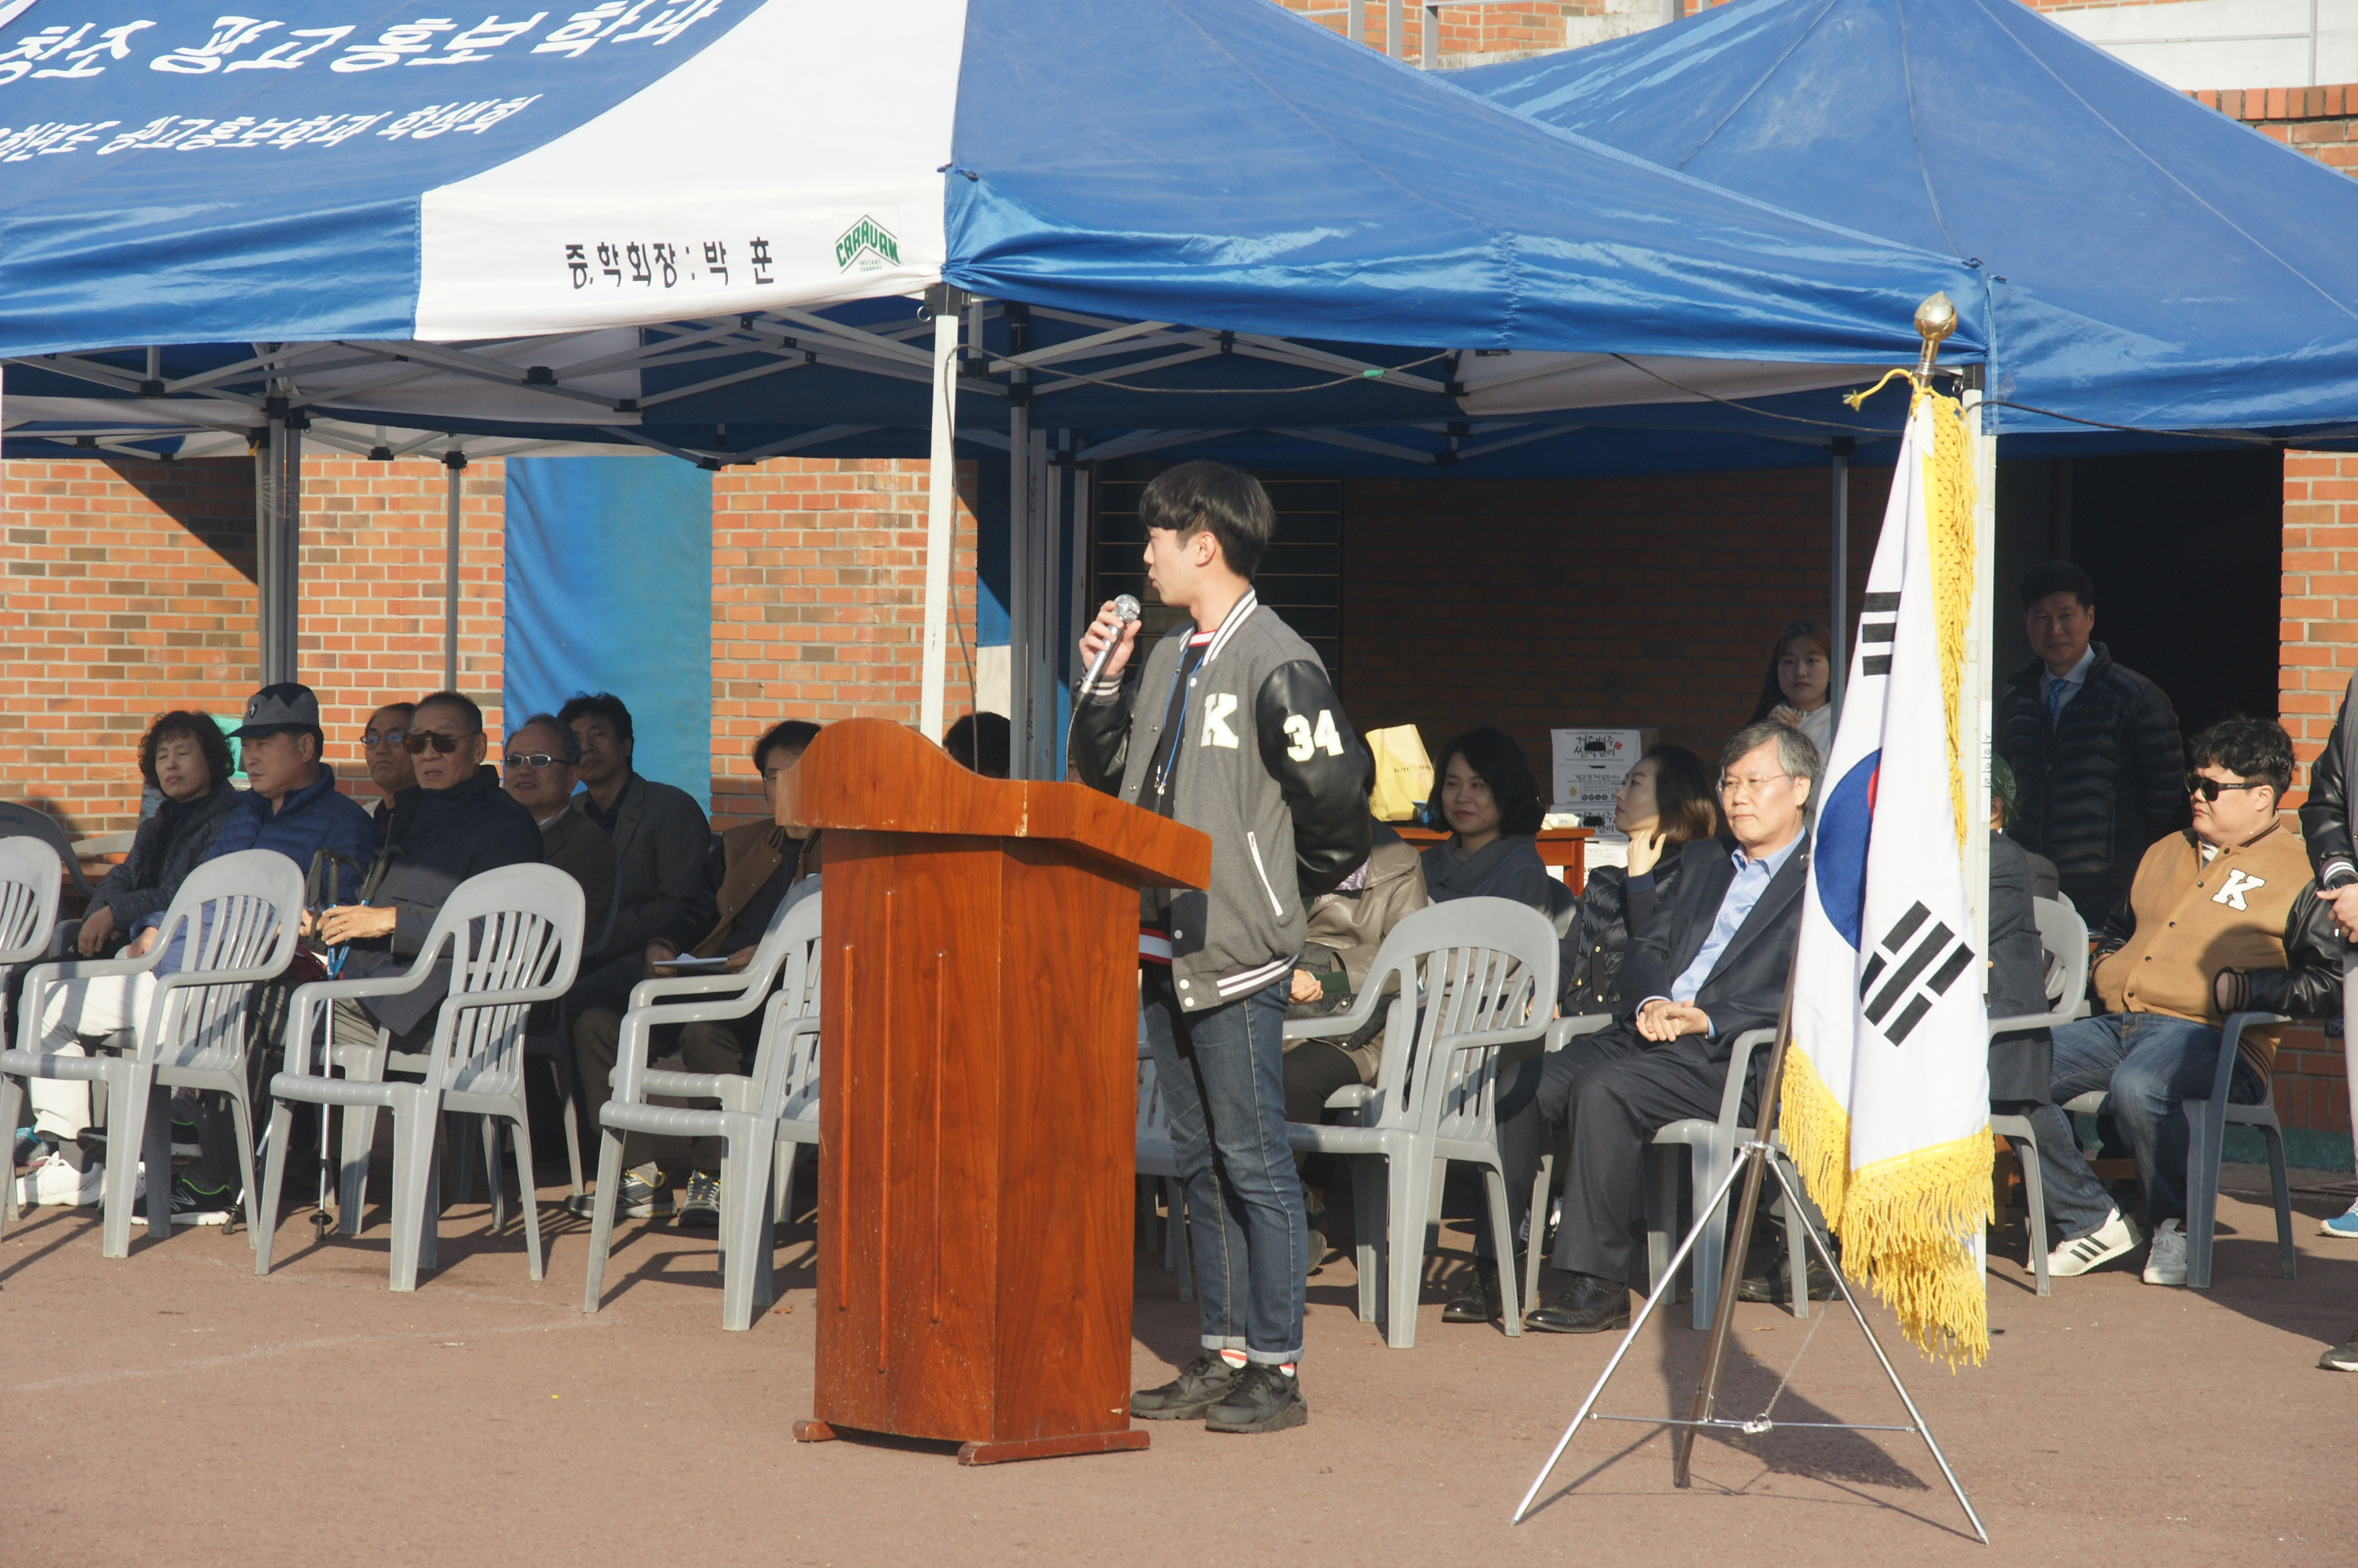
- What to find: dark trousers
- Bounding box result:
[1557,1034,1753,1285]
[1282,1038,1362,1197]
[572,1005,763,1178]
[1489,1023,1652,1261]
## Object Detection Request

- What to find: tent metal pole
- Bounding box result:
[1961,379,1996,953]
[1039,432,1062,782]
[1009,394,1032,778]
[258,409,301,687]
[1067,449,1092,780]
[1829,437,1852,721]
[1348,0,1364,45]
[442,450,467,693]
[918,292,962,743]
[1386,0,1402,58]
[1661,0,1681,25]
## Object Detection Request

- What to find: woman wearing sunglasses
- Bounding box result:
[311,691,545,1050]
[359,701,418,838]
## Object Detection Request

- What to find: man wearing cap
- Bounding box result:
[106,684,378,1221]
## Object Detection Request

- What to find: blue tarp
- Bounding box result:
[503,456,713,797]
[1456,0,2358,438]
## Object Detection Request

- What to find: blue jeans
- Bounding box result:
[1141,972,1304,1365]
[2025,1011,2265,1241]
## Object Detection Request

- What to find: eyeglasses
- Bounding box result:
[403,730,472,755]
[1719,771,1791,797]
[2186,773,2266,801]
[504,753,561,770]
[360,729,406,749]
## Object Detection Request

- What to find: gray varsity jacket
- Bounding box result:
[1071,590,1372,1012]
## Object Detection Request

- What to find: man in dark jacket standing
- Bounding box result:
[1073,460,1370,1436]
[1998,561,2186,922]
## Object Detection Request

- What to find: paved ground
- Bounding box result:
[4,1162,2353,1566]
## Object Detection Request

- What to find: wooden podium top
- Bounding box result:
[777,718,1211,891]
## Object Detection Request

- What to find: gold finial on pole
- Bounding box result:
[1914,291,1958,384]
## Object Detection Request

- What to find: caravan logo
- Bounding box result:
[834,217,900,272]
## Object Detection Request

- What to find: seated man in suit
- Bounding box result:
[570,719,821,1228]
[501,712,617,929]
[1494,719,1817,1334]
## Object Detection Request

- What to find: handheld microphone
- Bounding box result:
[1081,595,1143,692]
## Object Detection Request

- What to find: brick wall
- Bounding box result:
[1,454,981,836]
[1272,0,1619,65]
[0,456,259,836]
[1338,462,1890,765]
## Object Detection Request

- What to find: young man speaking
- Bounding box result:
[1073,460,1370,1435]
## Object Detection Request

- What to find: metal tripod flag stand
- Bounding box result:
[1516,294,1991,1543]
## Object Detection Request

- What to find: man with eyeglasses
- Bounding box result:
[501,712,616,931]
[359,702,417,837]
[2025,715,2335,1287]
[1498,719,1819,1335]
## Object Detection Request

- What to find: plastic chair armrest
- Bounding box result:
[1715,1027,1776,1130]
[2209,1011,2291,1103]
[1322,1083,1377,1111]
[1547,1013,1616,1051]
[624,970,760,1013]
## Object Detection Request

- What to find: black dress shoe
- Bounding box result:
[1524,1271,1631,1334]
[1735,1252,1839,1304]
[1442,1258,1503,1323]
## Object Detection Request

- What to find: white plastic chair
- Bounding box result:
[254,865,583,1290]
[0,837,64,975]
[582,887,822,1329]
[1284,896,1557,1349]
[0,801,96,899]
[1987,896,2089,1297]
[1135,1042,1193,1301]
[1643,1026,1797,1329]
[2,850,302,1254]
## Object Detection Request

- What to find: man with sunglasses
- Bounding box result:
[2025,716,2337,1286]
[501,713,616,931]
[310,691,542,1059]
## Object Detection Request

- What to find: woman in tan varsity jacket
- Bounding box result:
[2025,716,2338,1289]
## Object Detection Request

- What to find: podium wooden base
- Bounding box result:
[956,1430,1151,1466]
[791,1418,1149,1465]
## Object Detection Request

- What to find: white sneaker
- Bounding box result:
[14,1154,102,1207]
[2047,1207,2142,1277]
[2143,1218,2189,1286]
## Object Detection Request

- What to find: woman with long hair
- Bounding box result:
[1748,621,1835,756]
[1560,745,1718,1016]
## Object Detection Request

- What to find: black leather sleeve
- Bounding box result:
[1069,662,1140,796]
[2091,887,2136,966]
[2232,884,2346,1020]
[2300,696,2357,886]
[1253,659,1373,899]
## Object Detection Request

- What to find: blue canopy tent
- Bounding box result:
[1453,0,2358,443]
[0,0,1996,770]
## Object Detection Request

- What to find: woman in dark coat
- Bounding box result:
[1560,744,1718,1016]
[76,711,243,956]
[1421,727,1552,914]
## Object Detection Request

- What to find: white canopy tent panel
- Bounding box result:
[416,0,964,340]
[1458,351,1889,416]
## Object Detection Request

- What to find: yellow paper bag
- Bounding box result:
[1365,724,1432,822]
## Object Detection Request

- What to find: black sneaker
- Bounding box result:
[169,1178,233,1226]
[2320,1329,2358,1373]
[1203,1364,1308,1434]
[677,1171,721,1231]
[1130,1353,1242,1421]
[564,1168,673,1220]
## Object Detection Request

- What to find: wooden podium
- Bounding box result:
[777,719,1211,1465]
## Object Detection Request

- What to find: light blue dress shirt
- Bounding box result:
[1652,833,1806,1031]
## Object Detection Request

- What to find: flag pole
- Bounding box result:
[1671,946,1801,1487]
